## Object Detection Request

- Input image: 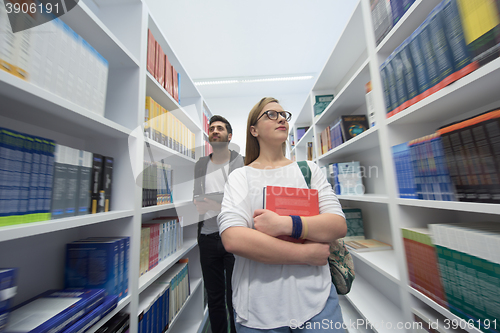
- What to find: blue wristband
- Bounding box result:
[290,215,302,239]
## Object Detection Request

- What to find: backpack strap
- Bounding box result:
[297,161,311,189]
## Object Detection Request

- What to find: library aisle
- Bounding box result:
[1,0,500,332]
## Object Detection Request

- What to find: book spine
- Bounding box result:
[392,50,410,112]
[60,295,118,333]
[481,117,500,202]
[99,156,113,213]
[42,139,55,221]
[51,144,68,219]
[419,20,442,95]
[77,151,92,215]
[441,0,478,81]
[64,147,79,217]
[90,154,103,214]
[384,58,401,117]
[408,30,431,101]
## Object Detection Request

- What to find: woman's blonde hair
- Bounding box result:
[245,97,287,165]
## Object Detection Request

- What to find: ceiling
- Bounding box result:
[145,0,358,100]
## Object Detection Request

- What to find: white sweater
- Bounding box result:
[218,161,345,329]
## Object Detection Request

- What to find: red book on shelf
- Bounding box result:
[263,185,319,243]
[147,29,156,75]
[172,67,179,102]
[164,54,173,96]
[157,45,165,88]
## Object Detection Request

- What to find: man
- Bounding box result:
[193,115,243,333]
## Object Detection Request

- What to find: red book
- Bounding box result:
[172,67,179,103]
[263,185,319,243]
[164,54,172,95]
[147,30,155,75]
[157,45,165,87]
[155,41,160,81]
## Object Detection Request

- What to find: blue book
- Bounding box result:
[428,3,456,88]
[408,29,431,100]
[0,268,18,332]
[398,40,419,106]
[16,133,33,223]
[65,240,120,297]
[430,135,456,201]
[39,138,56,222]
[440,0,477,80]
[51,145,68,220]
[0,129,23,226]
[384,58,400,116]
[379,62,393,115]
[418,19,442,93]
[83,237,127,301]
[392,48,409,111]
[60,295,118,333]
[27,136,42,222]
[390,0,405,25]
[5,289,106,333]
[392,142,417,199]
[402,0,415,12]
[328,163,340,195]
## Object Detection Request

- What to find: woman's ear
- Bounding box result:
[250,126,258,137]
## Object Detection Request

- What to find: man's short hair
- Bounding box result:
[209,115,232,135]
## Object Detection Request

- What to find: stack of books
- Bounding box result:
[138,260,190,332]
[0,268,17,331]
[140,216,183,276]
[328,161,365,196]
[318,115,370,156]
[142,160,173,208]
[96,312,129,333]
[430,222,500,332]
[402,227,446,306]
[147,30,180,103]
[370,0,417,45]
[65,237,130,301]
[0,2,108,116]
[5,289,117,333]
[145,96,196,159]
[381,0,500,118]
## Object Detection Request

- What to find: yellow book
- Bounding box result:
[160,107,167,146]
[345,239,392,252]
[145,97,153,139]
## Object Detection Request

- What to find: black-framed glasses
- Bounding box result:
[255,110,292,124]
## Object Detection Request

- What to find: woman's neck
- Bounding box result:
[251,144,291,169]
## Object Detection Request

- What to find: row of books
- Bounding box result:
[0,128,114,227]
[381,0,500,118]
[318,115,370,156]
[0,268,17,332]
[138,260,190,333]
[392,134,456,201]
[65,237,130,301]
[342,207,393,252]
[145,96,196,159]
[140,217,183,276]
[370,0,416,45]
[5,289,117,333]
[142,160,173,208]
[147,30,180,104]
[0,1,108,116]
[403,223,500,333]
[202,106,212,136]
[321,161,366,196]
[392,109,500,203]
[203,137,213,157]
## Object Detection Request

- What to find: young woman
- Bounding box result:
[217,97,347,332]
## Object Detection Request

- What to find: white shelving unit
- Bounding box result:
[291,0,500,331]
[0,0,209,332]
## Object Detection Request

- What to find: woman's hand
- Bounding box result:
[253,209,291,237]
[302,240,330,266]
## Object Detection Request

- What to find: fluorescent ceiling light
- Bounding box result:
[194,74,314,86]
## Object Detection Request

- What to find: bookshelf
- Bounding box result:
[291,0,500,331]
[0,0,208,332]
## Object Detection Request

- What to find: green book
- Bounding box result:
[313,94,334,118]
[342,208,364,241]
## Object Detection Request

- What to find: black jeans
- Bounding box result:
[199,232,236,333]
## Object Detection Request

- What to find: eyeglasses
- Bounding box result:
[255,110,292,124]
